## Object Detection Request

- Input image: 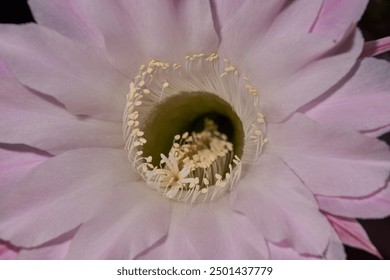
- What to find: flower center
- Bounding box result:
[122,53,268,203]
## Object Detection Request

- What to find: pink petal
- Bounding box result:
[306,58,390,132]
[182,198,268,259]
[364,125,390,138]
[213,0,280,50]
[0,148,134,248]
[268,242,321,260]
[325,228,347,259]
[217,0,364,122]
[317,184,390,219]
[66,182,170,259]
[311,0,368,42]
[0,145,49,190]
[326,215,381,258]
[0,24,127,121]
[232,154,332,256]
[28,0,104,47]
[136,205,200,259]
[69,0,218,75]
[0,78,123,154]
[361,36,390,57]
[266,114,390,197]
[209,0,246,36]
[0,244,18,260]
[0,59,12,77]
[18,228,77,259]
[256,29,363,122]
[18,240,71,260]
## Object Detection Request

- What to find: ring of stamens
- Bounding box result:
[122,53,268,203]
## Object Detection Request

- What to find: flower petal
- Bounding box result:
[136,205,199,259]
[0,148,134,248]
[311,0,368,42]
[0,78,123,154]
[0,145,49,190]
[218,0,321,63]
[267,242,321,260]
[28,0,105,47]
[0,244,18,260]
[70,0,218,75]
[0,24,127,121]
[362,36,390,57]
[266,114,390,196]
[183,198,268,259]
[317,184,390,219]
[209,0,246,36]
[220,0,364,122]
[257,29,363,121]
[18,240,71,260]
[306,58,390,132]
[66,182,170,259]
[326,215,381,258]
[232,155,332,256]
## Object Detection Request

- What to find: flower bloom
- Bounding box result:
[1,0,390,259]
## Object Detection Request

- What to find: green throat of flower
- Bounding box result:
[123,53,268,203]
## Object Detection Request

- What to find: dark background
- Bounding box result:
[0,0,389,259]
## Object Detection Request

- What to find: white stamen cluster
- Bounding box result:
[122,53,268,203]
[146,120,241,203]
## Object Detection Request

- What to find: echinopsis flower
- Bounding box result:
[0,0,390,259]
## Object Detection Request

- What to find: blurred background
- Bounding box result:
[0,0,389,259]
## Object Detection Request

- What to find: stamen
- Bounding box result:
[122,52,268,203]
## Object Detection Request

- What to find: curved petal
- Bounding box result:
[232,155,332,256]
[28,0,105,47]
[267,242,321,260]
[218,0,319,63]
[209,0,246,38]
[0,145,49,190]
[69,0,218,75]
[137,198,268,260]
[136,203,199,260]
[0,244,18,260]
[362,36,390,57]
[219,0,364,122]
[325,228,347,259]
[311,0,368,42]
[266,114,390,197]
[256,28,363,122]
[18,240,71,260]
[66,182,170,259]
[326,215,380,258]
[0,24,127,121]
[184,198,268,259]
[0,148,135,248]
[214,0,286,52]
[306,58,390,132]
[317,184,390,219]
[0,78,123,154]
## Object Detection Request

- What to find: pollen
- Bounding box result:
[122,52,268,203]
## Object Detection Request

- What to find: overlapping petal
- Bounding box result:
[266,114,390,197]
[306,58,390,133]
[232,155,332,256]
[326,214,380,258]
[0,148,134,248]
[0,24,127,121]
[0,145,49,190]
[317,184,390,219]
[0,78,123,154]
[28,0,105,48]
[66,182,170,259]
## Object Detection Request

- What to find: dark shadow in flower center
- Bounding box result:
[141,91,244,166]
